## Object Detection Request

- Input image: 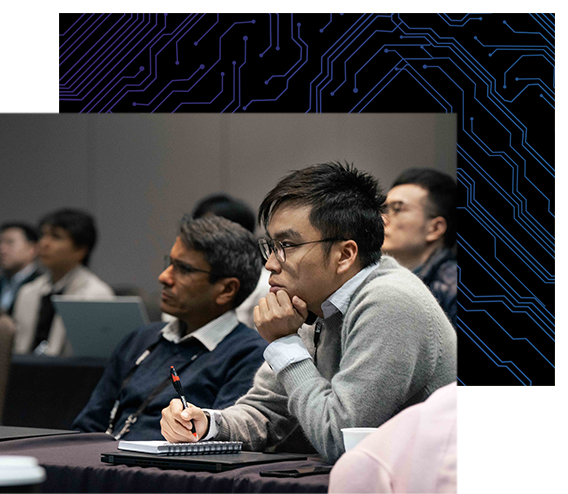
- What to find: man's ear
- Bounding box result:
[215,277,241,306]
[336,240,359,275]
[425,216,447,243]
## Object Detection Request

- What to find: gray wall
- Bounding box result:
[0,113,456,306]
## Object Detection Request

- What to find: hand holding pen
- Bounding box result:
[170,365,198,438]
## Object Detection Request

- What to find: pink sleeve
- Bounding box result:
[329,450,393,493]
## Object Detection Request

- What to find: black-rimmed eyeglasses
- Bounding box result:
[164,255,211,276]
[257,237,346,263]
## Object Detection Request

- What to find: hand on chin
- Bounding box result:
[253,290,309,343]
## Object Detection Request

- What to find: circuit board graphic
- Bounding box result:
[59,13,555,385]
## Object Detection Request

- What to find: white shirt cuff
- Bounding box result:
[202,409,220,440]
[263,333,312,374]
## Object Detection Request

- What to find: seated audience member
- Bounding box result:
[191,193,270,329]
[73,215,267,440]
[12,209,113,356]
[0,223,42,316]
[161,162,457,464]
[329,382,457,493]
[382,168,457,326]
[192,193,257,234]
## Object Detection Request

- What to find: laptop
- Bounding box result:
[52,296,150,359]
[100,451,309,472]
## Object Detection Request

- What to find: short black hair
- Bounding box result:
[391,168,457,248]
[192,194,256,233]
[38,209,98,266]
[178,215,262,308]
[0,222,39,243]
[258,162,386,268]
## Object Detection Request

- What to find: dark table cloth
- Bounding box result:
[0,433,330,493]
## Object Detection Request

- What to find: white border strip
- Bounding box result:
[458,468,568,477]
[458,443,568,461]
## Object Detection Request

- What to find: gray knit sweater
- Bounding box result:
[214,256,457,463]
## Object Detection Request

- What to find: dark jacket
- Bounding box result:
[413,248,457,327]
[72,321,267,440]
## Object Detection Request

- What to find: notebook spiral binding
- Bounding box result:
[166,441,243,456]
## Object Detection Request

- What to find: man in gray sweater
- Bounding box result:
[161,162,457,464]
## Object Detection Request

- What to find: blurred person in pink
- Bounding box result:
[329,382,456,493]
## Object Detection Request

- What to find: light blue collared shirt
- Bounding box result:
[321,262,380,319]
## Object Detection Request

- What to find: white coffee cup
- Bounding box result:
[341,427,378,452]
[0,456,46,493]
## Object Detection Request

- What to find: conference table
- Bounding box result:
[0,430,330,493]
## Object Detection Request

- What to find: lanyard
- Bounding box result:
[106,340,205,440]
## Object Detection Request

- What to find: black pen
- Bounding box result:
[170,365,197,438]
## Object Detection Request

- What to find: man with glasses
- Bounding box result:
[382,168,457,326]
[72,215,267,440]
[161,162,457,464]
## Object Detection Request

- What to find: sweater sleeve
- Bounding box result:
[274,277,440,463]
[214,361,299,452]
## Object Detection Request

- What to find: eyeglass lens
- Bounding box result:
[258,239,285,263]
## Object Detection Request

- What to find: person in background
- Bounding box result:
[73,215,267,440]
[329,382,457,493]
[160,162,457,464]
[12,209,113,356]
[382,168,457,326]
[190,193,270,330]
[192,193,256,234]
[0,223,42,316]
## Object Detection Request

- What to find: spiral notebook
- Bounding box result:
[118,440,242,455]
